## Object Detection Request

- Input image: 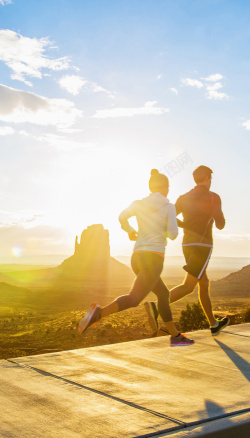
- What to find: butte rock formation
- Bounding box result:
[58,224,134,284]
[211,263,250,298]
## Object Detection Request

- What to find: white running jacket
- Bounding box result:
[119,192,178,254]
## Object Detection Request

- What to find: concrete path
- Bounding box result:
[1,324,250,437]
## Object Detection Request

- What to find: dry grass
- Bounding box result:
[0,265,249,360]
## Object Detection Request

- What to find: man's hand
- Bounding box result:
[177,218,184,228]
[128,231,137,241]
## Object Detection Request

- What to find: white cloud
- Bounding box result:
[203,73,224,82]
[94,101,170,118]
[59,74,115,98]
[181,73,229,101]
[0,0,11,4]
[206,82,223,91]
[36,133,93,150]
[0,125,14,135]
[157,74,162,80]
[0,224,70,256]
[170,87,178,95]
[91,82,116,99]
[206,90,229,100]
[0,29,70,86]
[242,120,250,130]
[0,84,82,129]
[59,75,86,95]
[57,127,82,134]
[205,81,229,100]
[18,129,30,136]
[215,232,250,240]
[91,83,107,93]
[0,209,44,228]
[0,126,30,136]
[181,78,203,88]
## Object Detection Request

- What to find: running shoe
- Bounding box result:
[144,301,158,331]
[170,333,195,346]
[210,317,230,336]
[77,303,101,334]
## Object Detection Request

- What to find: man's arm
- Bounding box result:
[212,194,225,230]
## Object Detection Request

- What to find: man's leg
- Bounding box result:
[198,272,216,326]
[170,273,198,303]
[198,271,230,335]
[145,273,198,328]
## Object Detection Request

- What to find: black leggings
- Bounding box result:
[115,251,172,323]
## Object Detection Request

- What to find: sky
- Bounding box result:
[0,0,249,261]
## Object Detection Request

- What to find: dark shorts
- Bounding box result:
[131,251,164,276]
[182,244,213,279]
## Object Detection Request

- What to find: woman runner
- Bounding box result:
[78,169,194,346]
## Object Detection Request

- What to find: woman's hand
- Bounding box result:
[128,231,137,241]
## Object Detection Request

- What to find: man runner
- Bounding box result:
[145,165,230,336]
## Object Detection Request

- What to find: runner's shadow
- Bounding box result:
[214,339,250,382]
[196,400,235,428]
[205,400,232,420]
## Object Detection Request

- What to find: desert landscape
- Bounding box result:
[0,224,249,360]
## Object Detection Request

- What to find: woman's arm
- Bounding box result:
[119,201,137,237]
[166,204,179,240]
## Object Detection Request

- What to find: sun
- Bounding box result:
[43,145,150,233]
[12,246,23,257]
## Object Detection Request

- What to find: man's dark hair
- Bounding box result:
[193,165,213,184]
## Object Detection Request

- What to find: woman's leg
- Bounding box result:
[101,252,163,318]
[100,301,119,318]
[79,251,194,343]
[100,270,151,318]
[152,278,179,337]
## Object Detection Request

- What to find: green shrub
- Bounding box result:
[244,307,250,322]
[179,302,209,332]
